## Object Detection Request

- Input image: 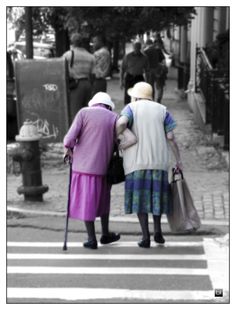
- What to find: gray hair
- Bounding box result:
[70,33,83,47]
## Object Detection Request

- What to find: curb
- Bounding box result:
[7,206,229,227]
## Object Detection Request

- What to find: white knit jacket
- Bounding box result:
[122,100,170,175]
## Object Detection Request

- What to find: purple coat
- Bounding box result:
[64,106,118,175]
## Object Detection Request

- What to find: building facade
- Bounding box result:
[187,7,229,150]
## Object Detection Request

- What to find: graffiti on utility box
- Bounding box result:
[32,118,59,139]
[43,84,58,92]
[15,58,70,142]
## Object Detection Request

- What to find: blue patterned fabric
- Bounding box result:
[124,169,171,215]
[164,111,176,133]
[120,104,133,128]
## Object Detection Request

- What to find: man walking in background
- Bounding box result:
[92,35,111,94]
[120,41,149,105]
[63,33,95,123]
[144,39,168,103]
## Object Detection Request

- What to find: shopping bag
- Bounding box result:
[167,169,201,232]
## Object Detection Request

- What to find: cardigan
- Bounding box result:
[64,106,117,175]
[120,100,176,175]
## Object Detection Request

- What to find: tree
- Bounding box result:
[42,7,70,56]
[25,7,33,58]
[7,7,50,41]
[65,7,196,68]
[7,7,196,58]
[65,7,196,40]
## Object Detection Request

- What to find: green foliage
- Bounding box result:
[7,6,196,43]
[65,7,196,40]
[7,7,68,40]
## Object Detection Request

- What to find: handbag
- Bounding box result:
[107,143,125,185]
[167,169,201,232]
[68,50,79,90]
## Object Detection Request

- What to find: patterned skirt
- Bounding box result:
[125,169,171,215]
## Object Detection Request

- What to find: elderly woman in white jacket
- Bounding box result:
[116,82,183,248]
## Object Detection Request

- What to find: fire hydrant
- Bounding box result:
[12,120,49,202]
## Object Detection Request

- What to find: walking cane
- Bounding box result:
[62,153,72,251]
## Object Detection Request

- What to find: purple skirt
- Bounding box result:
[69,171,111,221]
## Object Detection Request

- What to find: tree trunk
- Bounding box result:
[55,27,70,57]
[25,7,33,59]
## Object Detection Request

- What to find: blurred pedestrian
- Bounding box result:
[155,33,170,55]
[144,39,168,103]
[63,33,95,123]
[116,82,183,248]
[92,35,111,94]
[63,92,120,250]
[120,41,149,105]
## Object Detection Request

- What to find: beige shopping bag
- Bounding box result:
[167,170,201,232]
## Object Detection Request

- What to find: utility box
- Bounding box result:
[15,58,70,142]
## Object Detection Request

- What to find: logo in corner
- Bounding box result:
[215,289,223,297]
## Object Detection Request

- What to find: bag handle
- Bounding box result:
[112,118,120,157]
[70,50,74,68]
[172,168,183,181]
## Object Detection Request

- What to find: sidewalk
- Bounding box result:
[7,67,229,227]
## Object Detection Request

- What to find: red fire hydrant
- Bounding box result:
[11,121,49,202]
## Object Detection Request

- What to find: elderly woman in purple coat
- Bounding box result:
[63,92,120,249]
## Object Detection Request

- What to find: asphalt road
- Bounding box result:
[6,220,229,304]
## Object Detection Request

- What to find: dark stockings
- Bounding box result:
[85,214,110,241]
[153,215,162,234]
[101,213,109,236]
[84,221,96,241]
[137,213,150,240]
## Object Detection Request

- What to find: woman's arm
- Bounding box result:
[63,111,83,153]
[116,115,129,136]
[166,130,183,170]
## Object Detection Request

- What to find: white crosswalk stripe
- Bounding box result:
[7,253,207,260]
[7,241,202,247]
[7,288,215,301]
[7,266,210,275]
[7,239,228,303]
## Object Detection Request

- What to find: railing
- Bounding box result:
[195,47,229,150]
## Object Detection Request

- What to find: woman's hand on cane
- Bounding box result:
[64,147,73,164]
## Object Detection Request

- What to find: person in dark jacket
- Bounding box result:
[144,39,168,103]
[120,41,149,105]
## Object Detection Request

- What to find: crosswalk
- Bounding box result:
[7,239,229,303]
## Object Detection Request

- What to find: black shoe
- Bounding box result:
[138,239,150,248]
[100,232,120,244]
[83,239,98,249]
[154,232,165,244]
